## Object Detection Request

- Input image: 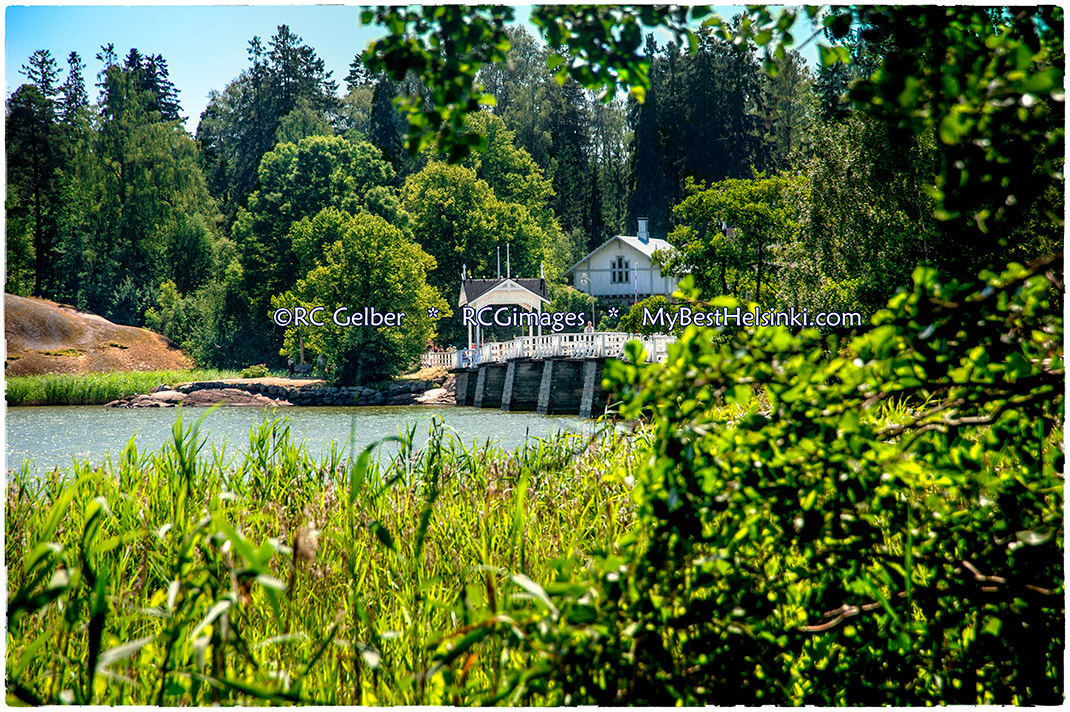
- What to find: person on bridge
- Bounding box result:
[584,321,594,334]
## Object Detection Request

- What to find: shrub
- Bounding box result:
[241,363,270,378]
[447,257,1063,705]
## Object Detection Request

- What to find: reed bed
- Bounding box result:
[5,369,242,407]
[5,410,640,704]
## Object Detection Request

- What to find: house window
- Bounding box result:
[611,255,630,284]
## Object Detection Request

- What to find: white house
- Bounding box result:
[563,218,681,300]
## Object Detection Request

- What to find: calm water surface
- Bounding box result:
[6,405,593,473]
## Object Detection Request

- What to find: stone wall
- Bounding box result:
[169,379,443,407]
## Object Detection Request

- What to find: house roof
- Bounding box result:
[459,278,549,308]
[563,235,678,277]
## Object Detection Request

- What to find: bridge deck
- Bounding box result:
[420,332,673,370]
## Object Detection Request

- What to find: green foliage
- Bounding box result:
[838,7,1063,233]
[617,295,677,336]
[360,6,514,160]
[240,364,270,379]
[216,135,402,367]
[443,258,1062,705]
[196,25,339,223]
[6,416,632,704]
[727,6,1065,245]
[402,160,557,344]
[533,6,709,101]
[274,97,333,145]
[271,209,448,384]
[781,113,939,317]
[461,111,553,218]
[235,134,400,303]
[666,174,800,304]
[86,54,224,322]
[6,82,64,297]
[545,282,595,330]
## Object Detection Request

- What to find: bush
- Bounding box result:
[241,363,270,378]
[446,257,1063,705]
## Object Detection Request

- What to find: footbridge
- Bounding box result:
[420,332,674,418]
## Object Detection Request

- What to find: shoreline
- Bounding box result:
[102,375,455,408]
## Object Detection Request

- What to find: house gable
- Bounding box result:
[459,278,549,309]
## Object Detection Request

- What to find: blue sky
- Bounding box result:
[7,5,819,135]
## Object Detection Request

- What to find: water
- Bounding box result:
[6,405,593,473]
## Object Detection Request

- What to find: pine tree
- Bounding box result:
[368,76,404,169]
[143,54,181,121]
[548,78,591,243]
[628,35,670,237]
[7,84,63,296]
[21,49,60,99]
[345,54,369,92]
[196,26,340,221]
[59,52,89,123]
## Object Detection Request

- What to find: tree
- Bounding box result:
[482,27,556,171]
[85,49,222,322]
[267,24,338,117]
[6,84,63,296]
[546,77,591,241]
[142,54,182,121]
[461,111,553,217]
[271,209,448,384]
[233,134,398,294]
[223,134,400,362]
[666,174,799,304]
[361,6,515,160]
[762,49,815,169]
[588,94,630,244]
[367,74,405,168]
[402,160,558,344]
[58,52,89,123]
[781,113,940,316]
[274,96,334,145]
[21,49,60,99]
[196,26,339,221]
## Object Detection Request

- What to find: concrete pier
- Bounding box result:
[453,356,610,418]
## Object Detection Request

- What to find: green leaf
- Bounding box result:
[370,521,395,551]
[510,573,558,615]
[97,636,155,671]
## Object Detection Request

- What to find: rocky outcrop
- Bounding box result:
[5,292,192,376]
[104,376,456,408]
[105,388,291,408]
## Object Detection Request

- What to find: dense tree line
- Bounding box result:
[7,11,1061,382]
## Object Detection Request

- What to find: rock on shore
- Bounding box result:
[104,375,456,408]
[104,388,291,408]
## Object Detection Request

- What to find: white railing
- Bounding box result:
[420,332,675,369]
[420,350,464,370]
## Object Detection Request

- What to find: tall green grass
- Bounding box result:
[5,411,637,704]
[5,369,243,406]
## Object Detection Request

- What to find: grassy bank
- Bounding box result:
[6,413,637,705]
[5,369,243,406]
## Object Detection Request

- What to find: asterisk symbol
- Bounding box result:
[427,307,440,319]
[608,307,620,318]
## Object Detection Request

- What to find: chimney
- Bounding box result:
[637,217,649,243]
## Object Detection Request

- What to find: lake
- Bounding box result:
[5,405,594,473]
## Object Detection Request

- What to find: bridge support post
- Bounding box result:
[501,361,516,412]
[579,359,599,418]
[536,359,554,414]
[473,366,488,408]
